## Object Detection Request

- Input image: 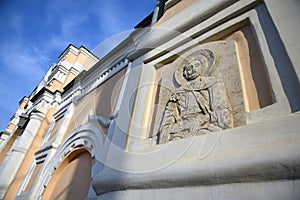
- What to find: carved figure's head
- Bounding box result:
[175,49,215,86]
[183,55,208,80]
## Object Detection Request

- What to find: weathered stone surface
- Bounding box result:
[93,113,300,198]
[154,41,245,143]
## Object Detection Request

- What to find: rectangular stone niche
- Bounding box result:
[206,22,274,112]
[150,40,246,143]
[149,22,275,140]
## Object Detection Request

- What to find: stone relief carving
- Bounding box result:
[157,47,235,144]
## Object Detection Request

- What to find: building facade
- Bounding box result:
[0,0,300,199]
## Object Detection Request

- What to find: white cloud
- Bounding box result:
[94,1,131,35]
[0,42,51,130]
[61,14,89,36]
[0,0,155,131]
[46,34,72,52]
[0,43,49,80]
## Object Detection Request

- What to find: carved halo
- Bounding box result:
[174,49,215,86]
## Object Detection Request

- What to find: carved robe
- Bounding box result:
[159,76,231,143]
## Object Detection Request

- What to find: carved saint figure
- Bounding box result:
[158,50,232,143]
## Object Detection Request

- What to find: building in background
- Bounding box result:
[0,0,300,199]
[0,45,99,199]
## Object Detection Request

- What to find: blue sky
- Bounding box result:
[0,0,155,131]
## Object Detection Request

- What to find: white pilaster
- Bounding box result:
[0,111,45,199]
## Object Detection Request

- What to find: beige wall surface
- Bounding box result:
[95,67,127,119]
[64,67,127,139]
[65,51,77,65]
[3,108,55,200]
[2,1,299,199]
[224,24,273,112]
[43,150,92,200]
[0,128,19,165]
[155,0,196,26]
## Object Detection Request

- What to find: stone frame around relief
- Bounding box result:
[153,41,245,143]
[128,3,291,148]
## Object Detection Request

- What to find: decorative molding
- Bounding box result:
[32,124,104,199]
[78,46,99,62]
[58,45,79,62]
[93,113,300,194]
[156,45,235,143]
[128,0,239,60]
[82,58,129,95]
[59,57,129,111]
[165,0,181,9]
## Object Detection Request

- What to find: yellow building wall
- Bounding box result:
[155,0,196,26]
[42,150,92,200]
[224,25,273,111]
[0,129,20,165]
[3,108,55,200]
[61,72,76,89]
[65,51,77,65]
[48,79,63,93]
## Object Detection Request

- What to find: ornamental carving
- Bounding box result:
[155,41,245,144]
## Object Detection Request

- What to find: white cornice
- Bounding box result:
[69,66,80,75]
[57,64,69,74]
[58,45,79,62]
[80,58,129,98]
[128,0,240,60]
[79,46,99,62]
[58,58,129,113]
[165,0,181,9]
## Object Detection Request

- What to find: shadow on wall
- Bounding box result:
[257,4,300,112]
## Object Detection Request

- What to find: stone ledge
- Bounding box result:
[99,180,300,200]
[92,113,300,194]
